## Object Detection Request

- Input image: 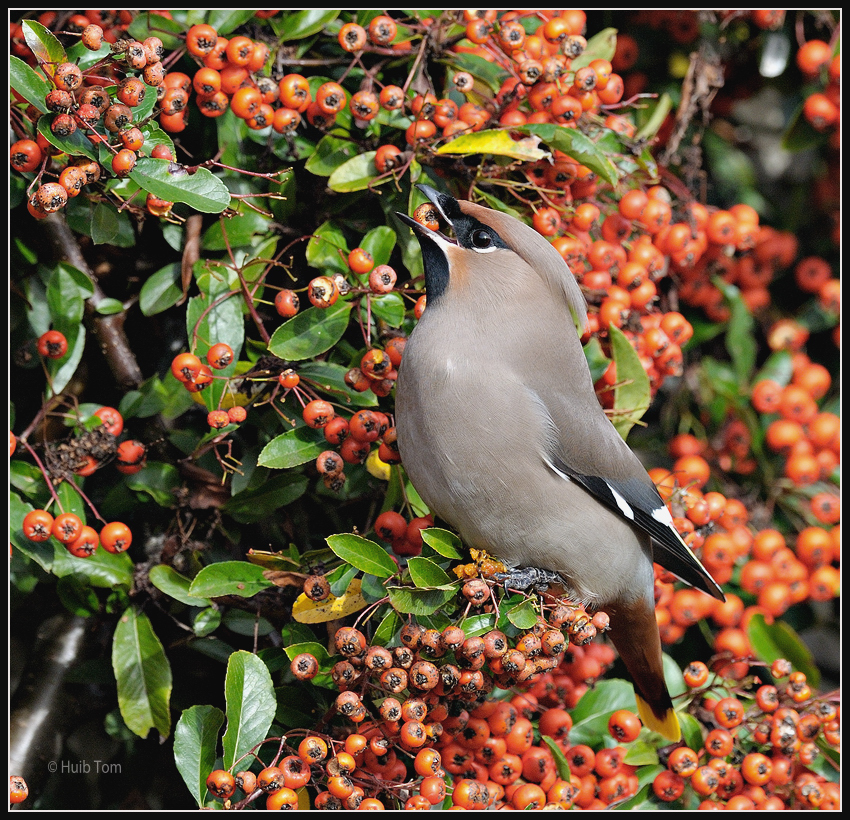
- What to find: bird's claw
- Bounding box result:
[494,566,561,595]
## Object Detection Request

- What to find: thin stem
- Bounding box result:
[20,440,63,512]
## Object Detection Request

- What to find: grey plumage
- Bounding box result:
[395,185,724,739]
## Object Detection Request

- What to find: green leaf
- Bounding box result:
[407,556,453,588]
[186,273,244,410]
[258,426,327,470]
[10,461,47,501]
[297,361,378,408]
[306,219,349,273]
[149,565,212,607]
[568,679,637,745]
[782,99,830,153]
[174,705,225,808]
[662,650,687,702]
[634,93,673,142]
[714,278,756,386]
[360,572,388,603]
[372,607,403,646]
[517,124,621,186]
[609,323,651,439]
[572,27,618,68]
[328,151,380,192]
[448,51,509,94]
[140,124,175,159]
[506,599,539,630]
[222,650,277,770]
[208,9,258,34]
[386,585,455,615]
[472,187,523,219]
[460,613,497,636]
[420,528,464,560]
[305,135,361,177]
[56,478,86,520]
[583,335,611,383]
[223,474,308,523]
[193,608,222,637]
[283,641,331,665]
[541,736,572,781]
[94,298,125,315]
[223,609,274,637]
[754,350,793,387]
[127,12,184,49]
[361,225,397,268]
[10,55,51,113]
[367,293,406,327]
[326,533,397,579]
[56,576,101,617]
[679,712,704,755]
[129,159,231,213]
[51,541,135,589]
[189,561,276,599]
[112,607,173,738]
[37,114,98,161]
[47,263,91,325]
[267,300,353,361]
[66,39,111,70]
[275,9,339,40]
[140,263,182,316]
[747,613,820,688]
[327,562,360,597]
[203,210,270,250]
[436,129,549,162]
[10,492,54,572]
[22,20,66,69]
[124,462,181,507]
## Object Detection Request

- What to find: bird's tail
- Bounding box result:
[606,597,681,742]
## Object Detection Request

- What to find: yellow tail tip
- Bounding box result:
[636,695,681,742]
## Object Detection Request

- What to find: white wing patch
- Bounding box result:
[652,504,675,525]
[609,484,636,520]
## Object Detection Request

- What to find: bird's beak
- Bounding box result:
[395,184,459,247]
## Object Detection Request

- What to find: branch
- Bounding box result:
[40,212,143,390]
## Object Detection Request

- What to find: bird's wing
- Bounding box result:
[527,382,725,602]
[546,455,723,600]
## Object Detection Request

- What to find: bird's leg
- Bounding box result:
[488,583,502,621]
[493,566,562,595]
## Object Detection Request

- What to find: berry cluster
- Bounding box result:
[654,659,839,809]
[9,10,839,810]
[11,11,180,220]
[22,507,131,558]
[209,603,632,810]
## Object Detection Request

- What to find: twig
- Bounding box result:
[40,213,143,390]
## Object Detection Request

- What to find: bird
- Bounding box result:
[394,184,725,741]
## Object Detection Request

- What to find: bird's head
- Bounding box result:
[397,185,587,332]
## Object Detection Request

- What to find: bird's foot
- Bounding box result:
[494,566,562,595]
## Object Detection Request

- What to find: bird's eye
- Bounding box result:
[470,229,492,249]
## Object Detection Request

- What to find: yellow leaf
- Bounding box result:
[436,129,549,162]
[291,577,367,623]
[191,390,251,408]
[366,448,391,481]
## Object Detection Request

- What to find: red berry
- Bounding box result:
[206,343,234,370]
[208,410,230,429]
[37,330,68,359]
[52,512,84,544]
[93,406,124,436]
[22,509,54,542]
[116,440,146,474]
[100,521,132,553]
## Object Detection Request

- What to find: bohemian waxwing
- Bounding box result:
[395,184,725,741]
